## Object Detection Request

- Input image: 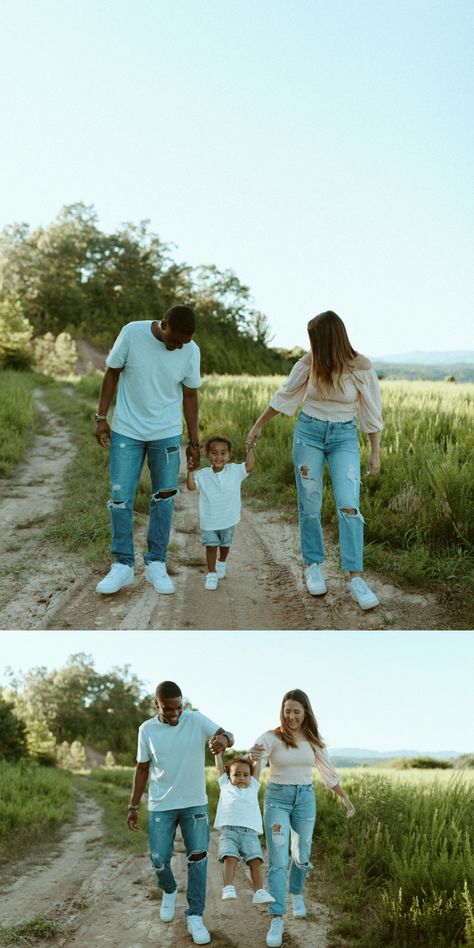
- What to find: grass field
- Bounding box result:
[0,370,37,475]
[2,371,473,623]
[0,761,75,860]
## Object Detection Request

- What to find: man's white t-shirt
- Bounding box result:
[214,774,263,833]
[193,463,248,530]
[137,709,219,811]
[106,320,201,441]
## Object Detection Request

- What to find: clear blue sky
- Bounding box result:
[2,631,472,753]
[0,0,472,354]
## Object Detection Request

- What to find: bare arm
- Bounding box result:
[183,385,200,470]
[95,366,122,447]
[367,430,381,476]
[251,757,263,779]
[246,406,280,448]
[214,752,225,777]
[245,445,255,474]
[187,466,197,490]
[127,761,150,831]
[332,781,356,818]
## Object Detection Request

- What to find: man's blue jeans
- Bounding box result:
[263,783,316,916]
[292,412,364,572]
[148,805,210,917]
[108,431,181,566]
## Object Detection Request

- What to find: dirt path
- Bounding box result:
[0,396,446,630]
[0,797,331,947]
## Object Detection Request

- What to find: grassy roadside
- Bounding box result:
[73,768,148,854]
[0,370,38,476]
[0,761,75,861]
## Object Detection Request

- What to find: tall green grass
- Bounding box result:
[0,761,75,858]
[0,371,37,476]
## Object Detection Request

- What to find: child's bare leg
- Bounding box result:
[222,856,238,886]
[206,546,218,573]
[248,858,264,891]
[219,545,230,563]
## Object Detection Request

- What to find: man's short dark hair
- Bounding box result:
[164,305,196,334]
[156,681,182,700]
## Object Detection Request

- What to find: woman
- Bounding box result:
[246,311,383,610]
[250,689,355,948]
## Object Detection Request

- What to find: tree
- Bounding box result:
[0,292,33,366]
[0,694,27,760]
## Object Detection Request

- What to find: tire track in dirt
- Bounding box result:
[1,797,331,947]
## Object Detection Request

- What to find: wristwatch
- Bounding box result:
[95,413,107,422]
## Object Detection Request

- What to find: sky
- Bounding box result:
[2,631,473,753]
[0,0,472,354]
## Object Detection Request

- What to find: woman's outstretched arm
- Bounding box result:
[332,781,356,818]
[246,406,280,447]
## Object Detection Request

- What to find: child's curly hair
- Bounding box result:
[205,435,232,454]
[225,755,254,776]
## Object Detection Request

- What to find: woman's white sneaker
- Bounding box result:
[187,915,211,944]
[145,561,175,594]
[252,888,275,904]
[291,894,307,917]
[96,563,134,594]
[349,577,379,610]
[305,564,327,595]
[266,918,284,947]
[160,888,177,921]
[222,884,237,900]
[205,572,218,590]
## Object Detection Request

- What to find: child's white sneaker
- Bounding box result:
[291,894,307,917]
[205,572,218,590]
[187,915,211,944]
[222,884,237,900]
[252,888,275,904]
[266,918,284,947]
[216,561,227,579]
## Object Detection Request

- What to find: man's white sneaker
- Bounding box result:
[291,894,307,917]
[305,564,327,596]
[145,561,175,594]
[205,572,218,590]
[349,577,379,610]
[222,884,237,900]
[187,915,211,944]
[96,563,134,594]
[216,561,227,579]
[266,917,284,947]
[252,888,275,905]
[160,888,177,922]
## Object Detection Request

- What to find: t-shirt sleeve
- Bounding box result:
[182,345,201,388]
[196,711,221,740]
[269,355,311,417]
[250,776,261,791]
[193,469,204,491]
[136,724,151,763]
[237,462,248,482]
[314,745,341,789]
[218,774,229,787]
[106,325,130,369]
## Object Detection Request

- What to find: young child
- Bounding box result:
[187,435,254,589]
[214,752,274,904]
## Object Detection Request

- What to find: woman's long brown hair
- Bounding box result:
[307,311,358,392]
[275,689,325,750]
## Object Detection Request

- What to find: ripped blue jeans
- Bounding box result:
[264,783,316,916]
[148,804,210,917]
[292,412,364,572]
[108,431,181,566]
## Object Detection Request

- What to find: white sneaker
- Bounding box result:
[252,888,275,905]
[160,888,177,921]
[291,894,306,917]
[349,577,379,610]
[216,561,227,579]
[205,572,218,590]
[266,917,284,947]
[145,561,175,594]
[187,915,211,944]
[222,884,237,900]
[96,563,134,594]
[305,563,327,595]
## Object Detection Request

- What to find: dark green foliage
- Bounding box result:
[0,696,27,760]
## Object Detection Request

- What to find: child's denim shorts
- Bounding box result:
[218,825,263,863]
[200,526,235,547]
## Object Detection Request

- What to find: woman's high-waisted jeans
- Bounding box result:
[264,783,316,916]
[108,431,181,566]
[292,411,364,572]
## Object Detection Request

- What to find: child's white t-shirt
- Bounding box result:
[107,320,201,441]
[193,463,248,530]
[214,774,263,833]
[137,709,219,811]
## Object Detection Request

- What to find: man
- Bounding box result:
[128,680,234,945]
[95,305,201,594]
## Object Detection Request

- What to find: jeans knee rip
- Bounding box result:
[151,488,178,503]
[107,499,128,510]
[338,507,365,523]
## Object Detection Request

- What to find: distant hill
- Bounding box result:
[374,351,474,365]
[371,361,474,382]
[328,747,460,767]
